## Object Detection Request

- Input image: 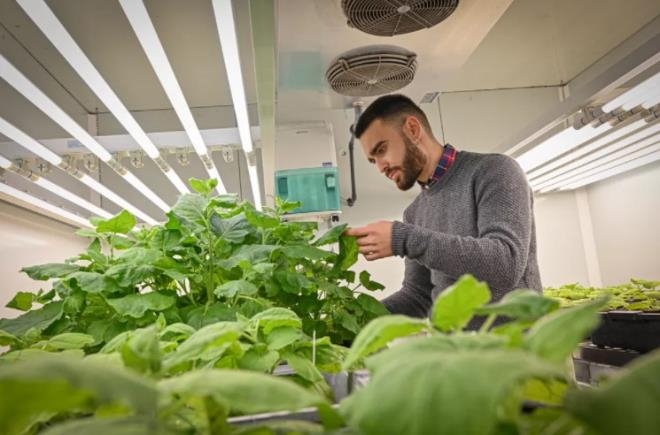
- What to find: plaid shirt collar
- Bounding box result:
[419,144,458,189]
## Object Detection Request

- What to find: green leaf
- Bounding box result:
[104,263,155,288]
[160,323,196,342]
[42,333,95,351]
[217,245,278,270]
[85,238,106,264]
[283,352,324,383]
[189,177,218,195]
[172,193,208,230]
[116,247,162,265]
[214,280,258,298]
[67,271,120,294]
[523,296,607,363]
[0,330,21,347]
[0,301,64,336]
[106,292,176,318]
[121,326,161,375]
[280,245,334,260]
[340,350,562,435]
[266,326,302,350]
[356,294,389,315]
[164,322,243,369]
[184,303,237,329]
[249,308,302,334]
[334,233,358,272]
[475,289,559,321]
[275,197,302,214]
[245,208,281,229]
[565,350,660,435]
[21,263,79,281]
[312,224,347,246]
[6,292,35,311]
[238,347,280,372]
[159,369,326,414]
[95,210,137,234]
[0,354,157,435]
[210,212,252,243]
[359,270,385,291]
[431,275,491,332]
[40,416,174,435]
[342,315,429,370]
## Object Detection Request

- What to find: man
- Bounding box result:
[346,94,541,322]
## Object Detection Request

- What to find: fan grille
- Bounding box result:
[342,0,459,36]
[326,47,417,97]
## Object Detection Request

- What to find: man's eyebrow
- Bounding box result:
[368,140,387,157]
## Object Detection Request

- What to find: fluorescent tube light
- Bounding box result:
[33,177,112,218]
[535,132,660,191]
[247,165,262,211]
[78,174,157,225]
[516,123,612,172]
[0,54,113,162]
[0,182,92,228]
[641,86,660,109]
[17,0,189,194]
[527,119,650,181]
[0,117,158,224]
[0,117,62,166]
[0,155,11,168]
[602,71,660,112]
[122,171,169,212]
[212,0,253,154]
[119,0,225,191]
[164,168,189,193]
[558,146,660,191]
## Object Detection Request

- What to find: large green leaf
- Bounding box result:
[312,224,347,247]
[21,263,79,281]
[340,349,562,435]
[431,275,491,332]
[172,193,208,230]
[104,263,156,288]
[0,355,157,435]
[334,234,358,272]
[116,247,162,265]
[245,208,280,229]
[282,351,324,383]
[214,280,258,298]
[95,210,137,234]
[266,326,302,350]
[121,326,161,375]
[189,177,218,196]
[159,369,326,414]
[164,322,243,369]
[475,289,559,321]
[237,346,280,372]
[66,271,121,294]
[217,245,278,269]
[280,245,334,260]
[523,297,607,363]
[0,301,64,336]
[106,292,176,318]
[564,350,660,435]
[184,303,237,329]
[40,416,174,435]
[342,315,429,370]
[39,333,95,351]
[356,293,389,315]
[249,308,302,334]
[359,270,385,291]
[5,292,35,311]
[211,212,252,243]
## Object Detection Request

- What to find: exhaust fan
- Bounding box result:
[342,0,459,36]
[326,45,417,97]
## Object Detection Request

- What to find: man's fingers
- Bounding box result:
[345,226,370,237]
[355,236,375,246]
[358,245,377,254]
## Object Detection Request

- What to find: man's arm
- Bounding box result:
[391,155,533,290]
[382,257,433,318]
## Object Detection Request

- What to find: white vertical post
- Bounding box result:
[86,113,101,207]
[575,188,603,287]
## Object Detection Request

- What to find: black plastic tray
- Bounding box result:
[591,311,660,353]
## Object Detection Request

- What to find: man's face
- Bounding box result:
[359,118,427,190]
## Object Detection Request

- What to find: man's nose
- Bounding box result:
[376,159,388,174]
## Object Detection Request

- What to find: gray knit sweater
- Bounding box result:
[385,150,542,320]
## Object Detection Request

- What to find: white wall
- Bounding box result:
[586,161,660,285]
[0,201,88,320]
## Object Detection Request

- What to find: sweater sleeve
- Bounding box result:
[390,155,533,291]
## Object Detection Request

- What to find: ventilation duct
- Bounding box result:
[326,45,417,97]
[342,0,459,36]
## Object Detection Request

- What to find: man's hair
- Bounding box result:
[354,94,432,139]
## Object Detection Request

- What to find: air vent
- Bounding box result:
[342,0,460,36]
[326,45,417,97]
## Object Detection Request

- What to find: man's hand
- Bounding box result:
[345,221,394,261]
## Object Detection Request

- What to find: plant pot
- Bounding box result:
[592,311,660,352]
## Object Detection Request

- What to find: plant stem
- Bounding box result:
[479,314,497,333]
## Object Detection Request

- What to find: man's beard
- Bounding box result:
[393,135,426,190]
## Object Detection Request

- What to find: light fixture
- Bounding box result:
[529,120,660,187]
[212,0,263,208]
[557,145,660,191]
[516,123,612,172]
[602,71,660,112]
[118,0,226,193]
[535,132,660,192]
[0,117,158,224]
[0,55,170,212]
[0,181,92,228]
[16,0,190,195]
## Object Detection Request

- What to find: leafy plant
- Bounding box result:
[544,279,660,311]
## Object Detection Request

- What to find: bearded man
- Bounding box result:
[346,94,542,326]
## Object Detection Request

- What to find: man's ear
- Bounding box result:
[403,115,423,143]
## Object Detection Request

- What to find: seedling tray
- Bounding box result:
[591,311,660,353]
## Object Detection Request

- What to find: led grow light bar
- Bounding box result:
[119,0,226,193]
[0,117,158,224]
[16,0,189,195]
[0,55,169,212]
